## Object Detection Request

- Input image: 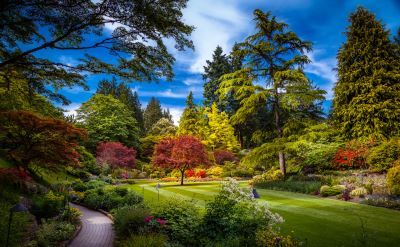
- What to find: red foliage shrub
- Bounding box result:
[196,170,207,178]
[96,142,136,169]
[185,169,196,177]
[214,150,238,165]
[0,111,86,170]
[153,135,209,185]
[332,141,369,170]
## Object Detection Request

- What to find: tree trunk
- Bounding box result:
[180,169,184,185]
[274,95,286,175]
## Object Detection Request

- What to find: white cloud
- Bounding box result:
[175,0,251,74]
[61,103,81,117]
[183,78,203,86]
[161,105,184,126]
[304,51,337,99]
[59,56,78,67]
[138,86,203,99]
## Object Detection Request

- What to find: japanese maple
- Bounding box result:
[96,142,136,169]
[153,135,209,185]
[214,150,238,165]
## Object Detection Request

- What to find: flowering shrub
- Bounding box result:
[185,169,207,178]
[196,169,206,178]
[332,141,369,170]
[199,178,283,246]
[214,150,238,165]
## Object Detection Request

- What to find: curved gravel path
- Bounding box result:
[69,203,114,247]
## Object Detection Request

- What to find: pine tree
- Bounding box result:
[177,92,202,136]
[332,7,400,139]
[203,46,232,107]
[143,97,164,132]
[205,103,240,152]
[218,10,325,174]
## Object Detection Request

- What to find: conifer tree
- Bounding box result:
[205,103,240,152]
[143,97,164,132]
[218,10,325,174]
[177,92,202,136]
[332,7,400,139]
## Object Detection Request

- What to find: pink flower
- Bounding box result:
[156,218,167,225]
[144,215,153,223]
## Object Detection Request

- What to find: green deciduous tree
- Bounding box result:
[0,0,193,104]
[218,10,325,174]
[76,94,140,150]
[97,78,145,134]
[332,7,400,139]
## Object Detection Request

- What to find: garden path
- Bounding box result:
[68,203,114,247]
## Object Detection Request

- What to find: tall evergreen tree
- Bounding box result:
[203,46,232,106]
[332,7,400,139]
[177,92,202,136]
[144,97,164,132]
[218,10,325,174]
[96,78,145,134]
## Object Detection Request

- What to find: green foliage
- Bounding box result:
[332,7,400,139]
[151,198,201,246]
[65,166,91,180]
[149,118,177,137]
[350,187,368,197]
[83,186,143,211]
[31,191,65,220]
[320,185,346,197]
[199,178,282,245]
[117,234,168,247]
[30,219,75,247]
[177,92,203,137]
[252,167,284,184]
[144,97,172,132]
[97,78,145,134]
[77,94,140,149]
[1,1,193,103]
[387,165,400,196]
[256,227,303,247]
[113,205,149,237]
[75,146,97,171]
[254,176,322,194]
[367,138,400,171]
[204,104,240,152]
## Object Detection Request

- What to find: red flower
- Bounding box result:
[156,218,167,225]
[144,215,153,223]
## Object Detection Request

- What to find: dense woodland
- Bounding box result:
[1,1,400,247]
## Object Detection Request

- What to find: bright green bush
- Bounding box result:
[387,165,400,196]
[30,219,75,247]
[151,198,201,246]
[85,179,108,190]
[83,187,143,211]
[256,227,303,247]
[252,167,283,184]
[367,138,400,171]
[350,187,368,197]
[117,234,167,247]
[113,205,149,237]
[320,185,346,197]
[31,191,64,219]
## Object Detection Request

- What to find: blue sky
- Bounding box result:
[51,0,400,124]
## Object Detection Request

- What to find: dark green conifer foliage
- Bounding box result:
[333,7,400,139]
[143,97,164,132]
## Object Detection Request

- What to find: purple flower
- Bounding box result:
[156,218,167,225]
[144,215,153,223]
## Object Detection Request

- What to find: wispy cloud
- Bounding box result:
[61,103,81,116]
[183,77,203,86]
[161,105,184,125]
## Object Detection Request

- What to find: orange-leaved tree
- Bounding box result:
[0,111,87,171]
[153,135,209,185]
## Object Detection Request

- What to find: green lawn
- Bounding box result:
[126,180,400,247]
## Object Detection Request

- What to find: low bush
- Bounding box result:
[31,191,64,220]
[214,150,238,165]
[83,187,143,211]
[113,205,149,237]
[256,227,303,247]
[252,167,284,184]
[151,198,201,246]
[320,185,346,197]
[29,219,75,247]
[72,181,88,192]
[255,176,322,194]
[367,138,400,171]
[387,165,400,196]
[207,166,223,178]
[350,187,368,197]
[362,196,400,210]
[65,166,91,180]
[117,234,168,247]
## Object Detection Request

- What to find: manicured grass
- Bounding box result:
[127,180,400,247]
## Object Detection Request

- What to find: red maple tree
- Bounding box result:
[214,150,238,165]
[153,135,209,185]
[96,141,136,169]
[0,111,86,171]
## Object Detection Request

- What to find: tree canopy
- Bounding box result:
[0,0,193,104]
[96,141,136,169]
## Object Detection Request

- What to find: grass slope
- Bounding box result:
[128,180,400,247]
